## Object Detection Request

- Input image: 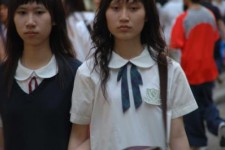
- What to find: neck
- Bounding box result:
[21,44,53,70]
[114,39,143,59]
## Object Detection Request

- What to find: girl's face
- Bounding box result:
[14,2,53,47]
[0,4,8,25]
[105,0,145,42]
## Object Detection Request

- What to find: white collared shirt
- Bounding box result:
[15,55,58,94]
[70,47,198,150]
[0,56,58,127]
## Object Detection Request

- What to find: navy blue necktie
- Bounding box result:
[117,63,143,112]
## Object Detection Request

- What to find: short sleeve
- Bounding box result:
[70,66,95,124]
[169,63,198,119]
[170,13,186,49]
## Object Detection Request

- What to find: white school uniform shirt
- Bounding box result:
[160,0,183,63]
[67,12,95,62]
[160,0,183,45]
[70,47,198,150]
[0,56,58,127]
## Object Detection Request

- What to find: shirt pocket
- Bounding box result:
[143,88,161,105]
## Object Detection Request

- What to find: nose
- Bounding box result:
[26,13,36,28]
[120,7,129,22]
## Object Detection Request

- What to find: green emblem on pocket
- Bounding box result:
[144,88,161,105]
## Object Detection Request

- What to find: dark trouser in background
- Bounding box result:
[214,39,224,74]
[184,82,225,147]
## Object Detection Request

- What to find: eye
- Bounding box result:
[128,4,139,11]
[112,6,119,10]
[109,4,120,11]
[130,6,138,11]
[16,10,27,15]
[35,10,45,15]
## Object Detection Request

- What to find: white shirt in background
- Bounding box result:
[213,0,225,17]
[160,0,183,62]
[67,12,95,62]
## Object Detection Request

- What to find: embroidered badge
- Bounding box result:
[144,88,161,105]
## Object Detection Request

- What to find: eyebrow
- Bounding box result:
[111,0,141,3]
[17,4,45,10]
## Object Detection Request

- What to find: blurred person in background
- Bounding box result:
[0,0,8,62]
[63,0,95,62]
[212,0,225,20]
[64,0,101,62]
[170,0,225,149]
[201,0,225,83]
[160,0,183,62]
[92,0,101,10]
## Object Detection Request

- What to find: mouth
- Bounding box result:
[118,26,131,31]
[24,32,38,36]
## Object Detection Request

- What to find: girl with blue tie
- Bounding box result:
[68,0,197,149]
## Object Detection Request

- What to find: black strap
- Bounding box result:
[81,13,92,34]
[72,13,93,34]
[157,53,168,149]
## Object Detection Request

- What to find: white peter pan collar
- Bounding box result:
[15,55,58,81]
[108,47,156,69]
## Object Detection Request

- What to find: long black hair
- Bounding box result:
[4,0,76,95]
[91,0,167,94]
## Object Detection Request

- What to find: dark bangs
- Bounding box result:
[9,0,57,20]
[108,0,143,3]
